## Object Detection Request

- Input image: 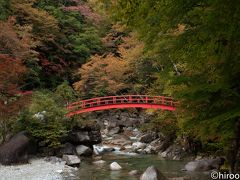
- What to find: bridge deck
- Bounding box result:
[67,95,178,117]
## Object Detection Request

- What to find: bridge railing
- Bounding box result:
[67,95,178,112]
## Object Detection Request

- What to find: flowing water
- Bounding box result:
[76,153,210,180]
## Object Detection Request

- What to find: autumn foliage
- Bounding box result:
[0,54,29,143]
[74,54,129,97]
[74,27,144,97]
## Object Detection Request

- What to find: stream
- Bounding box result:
[75,151,210,180]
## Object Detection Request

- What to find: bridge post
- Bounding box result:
[129,96,132,103]
[82,101,85,108]
[161,97,165,104]
[153,97,156,104]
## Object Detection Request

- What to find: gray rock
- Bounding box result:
[159,151,168,158]
[93,148,100,155]
[184,158,225,171]
[158,144,185,160]
[76,145,93,156]
[139,133,158,143]
[132,142,147,150]
[76,132,90,141]
[44,156,63,164]
[67,125,102,145]
[93,160,106,165]
[140,166,167,180]
[92,155,102,160]
[103,147,115,152]
[108,127,121,136]
[62,155,81,166]
[110,162,122,170]
[144,145,154,154]
[108,119,119,129]
[108,139,132,147]
[60,143,77,155]
[129,170,138,176]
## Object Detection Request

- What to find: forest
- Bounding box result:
[0,0,240,175]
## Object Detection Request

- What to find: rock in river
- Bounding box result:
[184,157,225,171]
[93,160,106,165]
[129,170,138,176]
[140,166,167,180]
[110,162,122,170]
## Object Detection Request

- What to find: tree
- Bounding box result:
[55,81,76,105]
[11,0,60,42]
[0,54,28,143]
[74,54,130,97]
[0,19,31,60]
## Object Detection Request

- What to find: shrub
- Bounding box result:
[18,90,68,149]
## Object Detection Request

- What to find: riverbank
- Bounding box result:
[0,158,78,180]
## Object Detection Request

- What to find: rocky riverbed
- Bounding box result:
[0,110,226,180]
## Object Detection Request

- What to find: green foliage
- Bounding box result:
[0,0,10,20]
[71,27,103,59]
[103,0,240,151]
[141,111,178,138]
[55,81,77,104]
[18,91,68,148]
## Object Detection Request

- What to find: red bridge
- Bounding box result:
[67,95,178,117]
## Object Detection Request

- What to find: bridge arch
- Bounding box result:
[67,95,178,117]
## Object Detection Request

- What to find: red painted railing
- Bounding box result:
[67,95,178,117]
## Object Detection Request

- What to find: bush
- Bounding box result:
[18,90,68,149]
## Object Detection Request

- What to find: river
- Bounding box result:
[75,153,210,180]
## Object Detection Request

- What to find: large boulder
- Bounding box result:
[62,155,81,166]
[76,145,93,156]
[185,158,225,171]
[0,131,32,165]
[140,166,167,180]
